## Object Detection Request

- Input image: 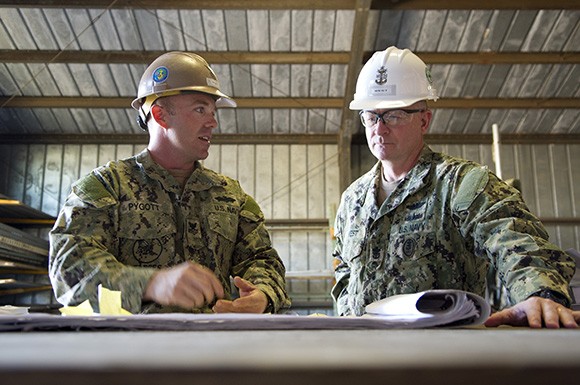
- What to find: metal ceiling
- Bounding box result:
[0,1,578,161]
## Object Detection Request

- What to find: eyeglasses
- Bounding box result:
[359,109,425,128]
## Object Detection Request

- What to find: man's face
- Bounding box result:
[159,93,218,162]
[363,102,431,163]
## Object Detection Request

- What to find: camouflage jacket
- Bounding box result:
[49,149,290,314]
[332,146,575,316]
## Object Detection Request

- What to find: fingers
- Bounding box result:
[483,310,506,327]
[553,306,578,329]
[484,297,579,329]
[144,262,224,309]
[212,299,236,313]
[539,301,560,329]
[574,310,580,323]
[232,276,256,296]
[484,307,526,328]
[185,262,224,303]
[524,297,544,328]
[212,296,264,313]
[144,266,270,313]
[213,281,268,314]
[173,282,205,309]
[533,299,578,329]
[177,262,224,307]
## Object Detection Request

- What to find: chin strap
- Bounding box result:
[136,107,149,131]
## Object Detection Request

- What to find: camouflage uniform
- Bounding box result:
[332,146,575,316]
[49,149,290,314]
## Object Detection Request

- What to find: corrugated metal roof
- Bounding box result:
[0,1,578,141]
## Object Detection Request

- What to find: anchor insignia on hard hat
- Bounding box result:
[375,66,388,85]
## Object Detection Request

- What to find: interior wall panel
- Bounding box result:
[206,143,339,304]
[271,144,291,219]
[9,145,28,207]
[60,145,81,208]
[0,142,9,193]
[42,144,63,216]
[1,141,577,308]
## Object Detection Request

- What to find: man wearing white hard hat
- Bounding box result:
[49,52,290,315]
[332,46,579,328]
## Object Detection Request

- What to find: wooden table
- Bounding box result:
[1,327,579,385]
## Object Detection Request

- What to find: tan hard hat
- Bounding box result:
[131,51,236,114]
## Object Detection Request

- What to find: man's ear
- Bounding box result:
[150,104,168,128]
[420,109,432,134]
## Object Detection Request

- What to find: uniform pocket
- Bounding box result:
[118,208,175,266]
[208,211,238,242]
[342,228,366,266]
[390,231,451,291]
[395,231,434,260]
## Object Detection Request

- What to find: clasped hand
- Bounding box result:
[143,262,268,313]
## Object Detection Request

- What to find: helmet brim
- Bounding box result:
[349,96,436,111]
[131,88,237,110]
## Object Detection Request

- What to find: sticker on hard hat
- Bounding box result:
[370,84,396,96]
[152,66,169,83]
[207,77,220,88]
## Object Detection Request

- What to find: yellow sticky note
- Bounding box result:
[59,299,94,316]
[98,285,132,316]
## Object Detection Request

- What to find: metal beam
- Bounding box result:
[3,50,577,65]
[0,50,352,65]
[2,96,578,109]
[2,0,577,9]
[363,52,580,65]
[0,96,346,109]
[0,133,339,145]
[0,0,358,9]
[3,133,580,145]
[352,133,580,145]
[430,98,580,109]
[371,0,580,10]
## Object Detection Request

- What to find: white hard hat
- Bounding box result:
[349,46,438,110]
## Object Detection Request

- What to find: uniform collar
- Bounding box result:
[135,149,225,192]
[188,165,227,191]
[376,145,434,216]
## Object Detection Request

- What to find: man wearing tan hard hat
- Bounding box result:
[49,52,290,315]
